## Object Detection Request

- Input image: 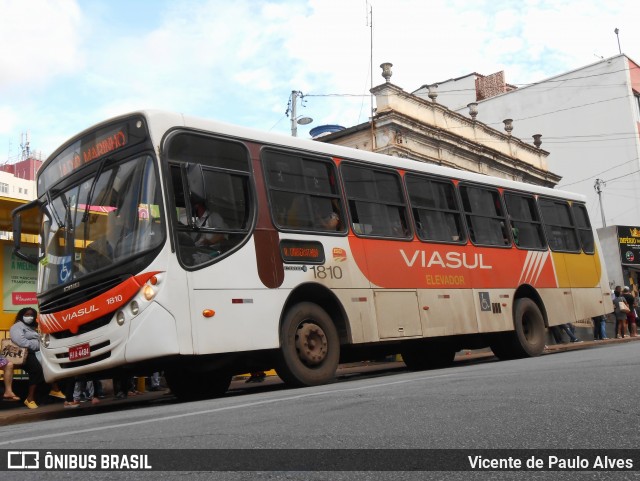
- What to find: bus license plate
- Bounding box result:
[68,343,90,361]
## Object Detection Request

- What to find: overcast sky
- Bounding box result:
[0,0,638,161]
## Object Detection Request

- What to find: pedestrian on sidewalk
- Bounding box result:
[622,286,637,337]
[592,315,608,340]
[9,307,46,409]
[613,289,629,339]
[0,354,19,401]
[561,323,582,343]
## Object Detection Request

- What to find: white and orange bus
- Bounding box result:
[12,111,610,399]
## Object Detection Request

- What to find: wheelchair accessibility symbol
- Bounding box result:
[59,257,72,283]
[479,292,491,312]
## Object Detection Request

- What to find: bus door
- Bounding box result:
[165,133,254,354]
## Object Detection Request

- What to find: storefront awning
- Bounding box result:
[0,196,41,235]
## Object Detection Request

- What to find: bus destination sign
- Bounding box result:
[38,121,135,196]
[81,128,128,163]
[280,240,325,264]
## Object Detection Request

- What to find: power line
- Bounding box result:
[558,158,638,188]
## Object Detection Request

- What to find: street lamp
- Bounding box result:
[288,90,313,137]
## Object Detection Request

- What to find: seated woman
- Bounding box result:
[0,354,19,401]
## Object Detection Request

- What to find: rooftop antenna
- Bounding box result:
[614,28,621,54]
[20,131,31,161]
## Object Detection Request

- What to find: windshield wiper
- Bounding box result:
[46,191,65,228]
[82,157,109,223]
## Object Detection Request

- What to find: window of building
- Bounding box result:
[635,93,640,122]
[504,192,547,249]
[459,185,510,246]
[0,183,8,194]
[571,203,595,254]
[538,198,580,252]
[405,174,465,243]
[263,150,345,233]
[342,164,411,238]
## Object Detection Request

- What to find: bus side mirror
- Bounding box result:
[12,199,41,265]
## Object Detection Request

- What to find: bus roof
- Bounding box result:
[45,109,586,203]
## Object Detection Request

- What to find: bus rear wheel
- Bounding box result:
[490,298,546,360]
[276,302,340,387]
[165,369,231,401]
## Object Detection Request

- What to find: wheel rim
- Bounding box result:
[295,322,328,366]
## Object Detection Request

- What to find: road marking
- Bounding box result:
[0,372,456,446]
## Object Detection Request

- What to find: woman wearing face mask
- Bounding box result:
[10,307,46,409]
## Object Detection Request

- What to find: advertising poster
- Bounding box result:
[617,226,640,266]
[2,244,37,312]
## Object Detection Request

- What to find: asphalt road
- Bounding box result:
[1,340,639,480]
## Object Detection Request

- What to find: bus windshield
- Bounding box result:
[38,154,164,293]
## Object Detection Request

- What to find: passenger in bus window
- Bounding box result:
[313,198,341,231]
[191,201,228,247]
[511,225,520,246]
[320,211,340,230]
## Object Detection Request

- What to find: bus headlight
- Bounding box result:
[130,300,140,316]
[41,333,50,348]
[116,311,126,326]
[143,284,156,301]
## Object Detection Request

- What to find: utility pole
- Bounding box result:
[290,90,300,137]
[614,28,622,55]
[594,178,607,227]
[287,90,312,137]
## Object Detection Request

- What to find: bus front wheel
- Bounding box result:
[276,302,340,387]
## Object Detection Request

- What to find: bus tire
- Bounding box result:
[165,369,231,401]
[491,298,545,359]
[401,344,456,371]
[276,302,340,387]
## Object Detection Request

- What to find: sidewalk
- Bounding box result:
[1,335,638,426]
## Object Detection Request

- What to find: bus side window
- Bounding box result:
[460,185,509,247]
[342,164,411,239]
[504,192,546,250]
[572,203,594,254]
[406,174,465,244]
[539,198,580,252]
[263,150,345,234]
[166,133,252,267]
